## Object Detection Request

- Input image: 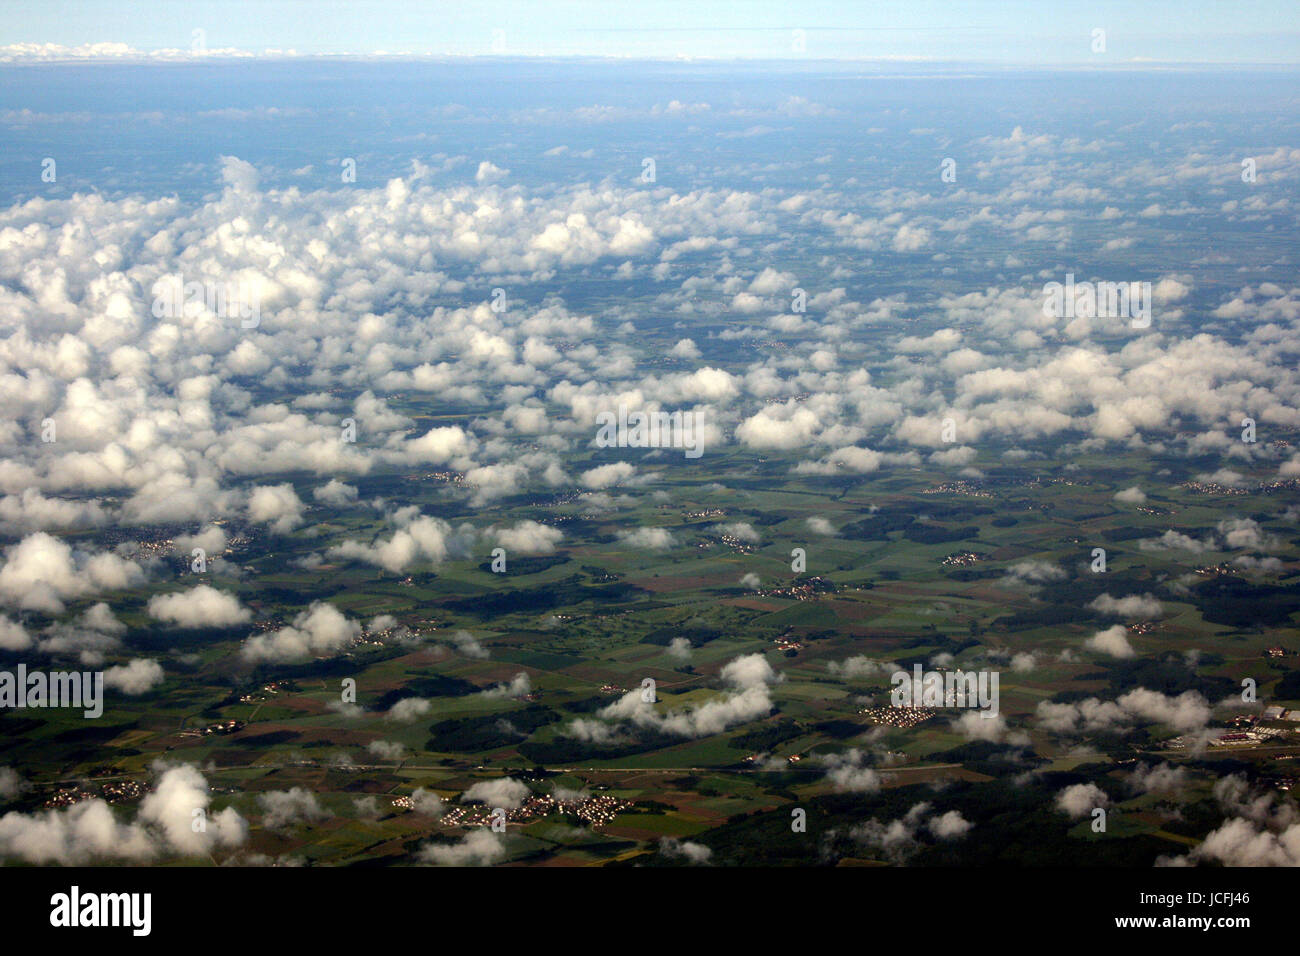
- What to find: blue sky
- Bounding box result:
[2,0,1298,63]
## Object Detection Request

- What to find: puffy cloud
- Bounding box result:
[79,602,126,636]
[848,802,969,863]
[657,683,774,737]
[929,445,977,468]
[0,615,33,651]
[1088,593,1162,620]
[898,328,962,354]
[671,368,739,403]
[419,829,505,866]
[0,488,108,534]
[241,602,360,663]
[403,426,475,465]
[0,151,1293,555]
[313,479,359,506]
[1037,688,1211,735]
[0,532,147,613]
[735,402,821,450]
[462,463,531,505]
[328,514,457,572]
[1153,277,1191,303]
[711,521,760,544]
[1113,486,1146,504]
[828,656,890,679]
[805,516,836,536]
[581,653,778,742]
[719,653,778,690]
[482,672,532,699]
[451,630,489,659]
[928,810,973,839]
[461,777,530,809]
[0,768,25,801]
[891,224,931,252]
[669,338,701,359]
[1127,762,1189,795]
[1189,817,1300,866]
[367,740,406,760]
[489,520,563,554]
[388,698,432,722]
[0,764,245,864]
[1217,517,1278,551]
[247,483,304,533]
[616,526,675,550]
[823,749,883,793]
[1003,560,1066,585]
[35,617,123,666]
[1139,530,1214,553]
[748,267,797,295]
[566,717,622,744]
[104,659,165,695]
[174,524,228,556]
[580,462,635,490]
[1138,519,1277,556]
[0,799,153,865]
[952,711,1024,744]
[1166,777,1300,866]
[1085,625,1136,658]
[658,837,713,864]
[139,763,247,855]
[148,585,252,628]
[1121,688,1213,732]
[1233,554,1283,571]
[1008,652,1038,672]
[475,161,509,185]
[409,788,445,816]
[1056,783,1109,819]
[257,788,331,830]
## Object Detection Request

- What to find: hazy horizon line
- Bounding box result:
[2,47,1298,70]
